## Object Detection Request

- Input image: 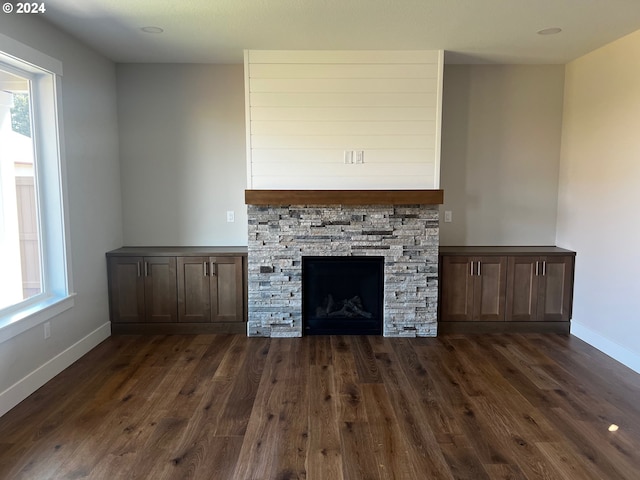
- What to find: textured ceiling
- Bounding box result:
[40,0,640,64]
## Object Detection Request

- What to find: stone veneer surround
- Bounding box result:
[247,204,439,337]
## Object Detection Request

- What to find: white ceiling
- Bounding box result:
[41,0,640,64]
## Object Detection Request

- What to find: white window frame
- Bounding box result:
[0,34,74,344]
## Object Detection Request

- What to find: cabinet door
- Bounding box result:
[506,256,540,322]
[537,255,574,322]
[210,256,244,323]
[108,256,144,323]
[177,256,211,323]
[143,257,178,323]
[440,255,475,322]
[473,256,507,321]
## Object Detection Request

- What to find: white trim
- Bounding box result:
[0,33,62,76]
[55,75,74,294]
[433,50,444,189]
[0,294,75,344]
[571,321,640,374]
[0,321,110,418]
[244,49,253,189]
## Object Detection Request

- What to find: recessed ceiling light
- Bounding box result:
[537,27,562,35]
[141,26,164,34]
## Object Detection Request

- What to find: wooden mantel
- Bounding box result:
[245,189,444,206]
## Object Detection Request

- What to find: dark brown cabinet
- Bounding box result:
[107,256,177,323]
[439,247,575,333]
[440,255,507,322]
[506,255,574,322]
[177,256,244,323]
[107,247,247,334]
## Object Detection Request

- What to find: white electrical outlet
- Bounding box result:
[227,211,235,223]
[444,210,453,223]
[44,322,51,339]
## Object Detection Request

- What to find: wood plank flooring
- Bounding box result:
[1,333,640,479]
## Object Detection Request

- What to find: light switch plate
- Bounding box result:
[344,150,354,164]
[444,210,452,223]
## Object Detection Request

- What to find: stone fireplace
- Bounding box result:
[245,190,442,337]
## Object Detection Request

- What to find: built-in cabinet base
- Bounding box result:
[107,247,248,335]
[438,246,575,335]
[438,321,570,335]
[111,322,246,335]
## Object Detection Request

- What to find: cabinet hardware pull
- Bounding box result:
[137,261,141,277]
[542,261,546,276]
[144,262,149,277]
[211,261,217,276]
[203,261,208,276]
[535,261,539,276]
[477,261,481,276]
[470,261,474,276]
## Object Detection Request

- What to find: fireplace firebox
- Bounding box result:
[302,256,384,335]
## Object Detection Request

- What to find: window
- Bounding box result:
[1,68,42,308]
[0,34,73,341]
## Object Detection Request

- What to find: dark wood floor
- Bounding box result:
[1,334,640,479]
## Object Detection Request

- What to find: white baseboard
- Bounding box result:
[571,322,640,375]
[0,322,111,417]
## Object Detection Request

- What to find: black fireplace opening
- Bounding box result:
[302,256,384,335]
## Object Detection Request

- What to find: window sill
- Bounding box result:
[0,294,76,344]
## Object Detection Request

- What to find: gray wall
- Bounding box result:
[440,65,565,246]
[116,64,247,246]
[116,63,566,248]
[557,30,640,371]
[0,15,121,407]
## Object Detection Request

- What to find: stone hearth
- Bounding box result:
[246,202,439,337]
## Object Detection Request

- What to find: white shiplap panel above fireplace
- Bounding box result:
[244,50,443,190]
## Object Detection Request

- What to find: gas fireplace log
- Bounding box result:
[346,297,373,318]
[318,295,373,319]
